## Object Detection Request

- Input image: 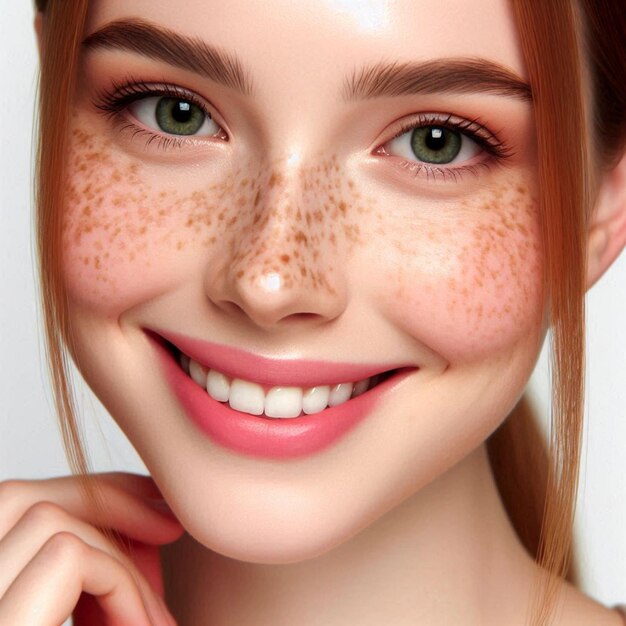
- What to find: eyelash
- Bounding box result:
[376,113,513,183]
[93,80,513,183]
[94,78,224,150]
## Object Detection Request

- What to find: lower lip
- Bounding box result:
[149,335,412,460]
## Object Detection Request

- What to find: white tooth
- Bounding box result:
[229,378,265,415]
[189,359,208,387]
[302,386,330,415]
[179,353,190,375]
[328,382,354,407]
[352,378,370,397]
[207,369,230,402]
[265,387,303,418]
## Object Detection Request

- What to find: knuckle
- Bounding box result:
[22,500,68,527]
[43,531,85,563]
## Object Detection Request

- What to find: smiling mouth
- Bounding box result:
[163,341,398,419]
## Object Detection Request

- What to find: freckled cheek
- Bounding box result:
[63,219,174,315]
[380,216,544,361]
[61,175,210,316]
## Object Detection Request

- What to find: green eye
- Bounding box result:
[409,126,462,164]
[155,97,207,135]
[129,95,222,137]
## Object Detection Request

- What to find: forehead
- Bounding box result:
[85,0,527,82]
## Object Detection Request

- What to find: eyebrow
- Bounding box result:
[82,18,253,96]
[82,19,531,105]
[343,58,532,102]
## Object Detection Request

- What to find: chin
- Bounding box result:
[177,504,364,565]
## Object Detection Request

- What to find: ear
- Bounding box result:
[34,11,44,59]
[586,148,626,289]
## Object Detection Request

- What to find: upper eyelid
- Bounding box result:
[377,112,513,160]
[385,113,494,145]
[94,80,226,128]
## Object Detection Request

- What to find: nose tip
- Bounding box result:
[207,262,346,330]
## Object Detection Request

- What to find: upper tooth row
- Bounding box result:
[179,354,374,418]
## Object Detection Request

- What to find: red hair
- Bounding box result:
[34,1,626,624]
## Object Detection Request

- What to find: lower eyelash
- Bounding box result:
[379,112,514,183]
[93,77,222,150]
[116,122,198,151]
[394,159,495,183]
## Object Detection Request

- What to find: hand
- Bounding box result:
[0,472,184,625]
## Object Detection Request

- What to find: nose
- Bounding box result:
[203,162,348,330]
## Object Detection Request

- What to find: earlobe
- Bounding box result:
[586,149,626,290]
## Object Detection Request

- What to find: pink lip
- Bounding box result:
[150,328,410,387]
[146,329,416,459]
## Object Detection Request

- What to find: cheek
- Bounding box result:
[378,179,543,360]
[62,129,244,313]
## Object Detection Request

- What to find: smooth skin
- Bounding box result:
[2,0,626,624]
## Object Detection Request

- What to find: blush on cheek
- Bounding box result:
[381,179,544,361]
[62,128,231,313]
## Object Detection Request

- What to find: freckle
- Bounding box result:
[280,254,290,264]
[253,190,261,207]
[94,256,101,269]
[294,231,308,244]
[227,215,238,226]
[269,172,283,188]
[139,226,147,235]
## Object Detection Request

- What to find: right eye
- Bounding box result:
[129,96,224,137]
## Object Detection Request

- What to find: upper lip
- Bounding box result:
[147,328,415,387]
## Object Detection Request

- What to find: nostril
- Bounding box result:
[286,312,323,322]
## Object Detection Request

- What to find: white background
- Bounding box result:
[1,0,624,612]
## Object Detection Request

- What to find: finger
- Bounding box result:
[0,532,167,626]
[0,476,183,545]
[0,502,168,621]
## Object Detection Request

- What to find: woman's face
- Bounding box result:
[64,0,542,562]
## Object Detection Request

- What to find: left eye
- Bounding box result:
[387,125,482,165]
[128,96,222,137]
